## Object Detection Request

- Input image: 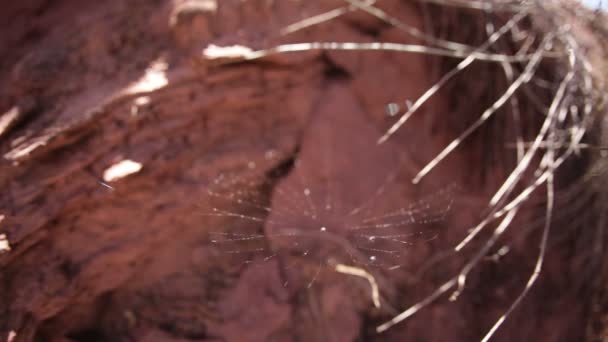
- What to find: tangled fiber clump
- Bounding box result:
[218,0,608,340]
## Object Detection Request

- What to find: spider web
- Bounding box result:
[206,172,455,266]
[202,111,456,287]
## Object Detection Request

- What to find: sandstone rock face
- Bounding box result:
[0,1,605,341]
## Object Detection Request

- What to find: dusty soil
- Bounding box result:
[0,1,605,341]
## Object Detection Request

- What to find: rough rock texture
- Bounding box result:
[0,1,605,341]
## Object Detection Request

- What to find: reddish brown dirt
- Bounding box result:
[0,1,603,341]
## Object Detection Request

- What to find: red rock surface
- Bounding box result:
[0,1,604,341]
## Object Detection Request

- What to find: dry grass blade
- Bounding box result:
[280,0,377,35]
[377,209,519,333]
[377,11,529,144]
[481,155,555,342]
[344,0,473,51]
[501,61,526,161]
[411,34,551,184]
[489,46,576,207]
[224,41,547,64]
[420,0,532,11]
[335,263,381,308]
